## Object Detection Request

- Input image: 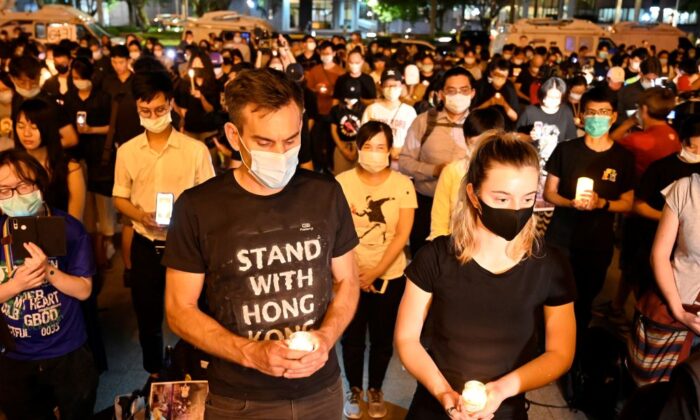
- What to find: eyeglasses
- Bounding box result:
[583,109,614,116]
[0,182,35,199]
[138,106,170,119]
[444,87,472,96]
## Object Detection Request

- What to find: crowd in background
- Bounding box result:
[0,23,698,419]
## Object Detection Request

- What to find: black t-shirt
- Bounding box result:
[63,89,113,195]
[516,105,578,144]
[330,102,365,142]
[545,137,635,250]
[515,69,536,98]
[405,236,575,412]
[473,79,521,129]
[332,73,376,101]
[162,170,359,401]
[638,153,700,211]
[101,73,142,145]
[296,52,321,72]
[593,59,610,79]
[40,75,73,105]
[174,78,222,133]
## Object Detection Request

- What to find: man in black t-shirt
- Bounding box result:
[332,49,376,107]
[163,69,360,419]
[544,87,635,340]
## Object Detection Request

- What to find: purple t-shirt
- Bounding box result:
[0,209,95,360]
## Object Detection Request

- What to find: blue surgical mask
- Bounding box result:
[584,115,611,138]
[240,140,300,189]
[0,189,43,217]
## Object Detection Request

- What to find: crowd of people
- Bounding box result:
[0,23,698,420]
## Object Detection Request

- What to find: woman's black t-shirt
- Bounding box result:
[405,236,576,403]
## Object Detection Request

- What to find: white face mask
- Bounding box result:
[0,90,12,104]
[569,92,582,103]
[307,42,317,52]
[464,57,476,66]
[680,147,700,164]
[321,54,334,65]
[348,63,362,74]
[269,64,283,71]
[422,64,434,73]
[345,98,359,107]
[641,78,654,90]
[358,150,389,173]
[214,67,223,77]
[92,50,102,61]
[541,97,561,113]
[630,61,640,72]
[73,79,92,91]
[140,111,172,134]
[383,86,402,101]
[444,93,471,114]
[240,140,300,189]
[15,86,40,99]
[130,51,140,60]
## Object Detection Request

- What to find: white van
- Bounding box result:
[183,11,274,42]
[491,18,615,56]
[0,5,113,43]
[607,22,688,52]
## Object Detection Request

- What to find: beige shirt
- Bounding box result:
[336,169,417,279]
[113,129,215,241]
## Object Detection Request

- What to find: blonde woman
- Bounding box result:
[395,134,576,419]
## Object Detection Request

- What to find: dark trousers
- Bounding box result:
[0,344,98,420]
[409,193,433,258]
[131,232,166,374]
[204,377,343,420]
[341,277,406,390]
[569,246,614,337]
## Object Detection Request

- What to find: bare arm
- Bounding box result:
[67,162,86,222]
[610,117,637,142]
[543,174,573,208]
[475,303,576,416]
[59,124,79,149]
[650,205,700,333]
[634,199,662,221]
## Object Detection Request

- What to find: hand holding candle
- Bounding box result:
[188,68,195,91]
[462,380,488,413]
[575,177,594,203]
[287,331,317,352]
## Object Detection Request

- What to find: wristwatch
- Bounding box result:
[601,199,610,211]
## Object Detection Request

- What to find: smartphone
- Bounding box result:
[76,111,87,126]
[372,279,388,294]
[656,77,668,87]
[626,109,636,117]
[155,193,174,226]
[667,110,676,120]
[9,216,67,260]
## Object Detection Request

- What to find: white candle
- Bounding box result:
[188,69,195,91]
[575,177,594,202]
[462,380,488,413]
[288,331,316,352]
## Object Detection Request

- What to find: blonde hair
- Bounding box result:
[450,132,541,264]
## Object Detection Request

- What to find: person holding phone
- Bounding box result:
[395,134,576,419]
[113,69,214,378]
[0,149,98,419]
[335,121,416,419]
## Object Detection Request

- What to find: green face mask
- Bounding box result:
[584,115,611,138]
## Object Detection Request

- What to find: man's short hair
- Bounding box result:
[110,44,129,59]
[52,45,70,59]
[318,41,334,52]
[224,68,304,135]
[9,55,41,80]
[640,87,676,120]
[582,86,616,111]
[441,66,476,90]
[131,70,174,102]
[641,57,662,76]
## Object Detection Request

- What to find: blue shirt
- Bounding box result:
[0,209,95,360]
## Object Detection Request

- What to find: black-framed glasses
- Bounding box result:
[583,109,614,117]
[0,182,36,199]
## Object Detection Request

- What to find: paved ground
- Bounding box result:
[92,246,613,419]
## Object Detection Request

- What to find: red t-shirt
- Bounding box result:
[619,124,681,179]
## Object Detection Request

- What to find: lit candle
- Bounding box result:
[188,68,195,91]
[575,177,594,202]
[288,331,316,352]
[462,381,487,413]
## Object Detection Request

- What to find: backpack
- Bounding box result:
[419,108,464,145]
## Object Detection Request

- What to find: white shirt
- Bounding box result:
[113,129,215,241]
[362,101,417,149]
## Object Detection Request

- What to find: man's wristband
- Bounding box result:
[601,199,610,211]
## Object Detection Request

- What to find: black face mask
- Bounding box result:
[55,64,69,74]
[477,197,534,241]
